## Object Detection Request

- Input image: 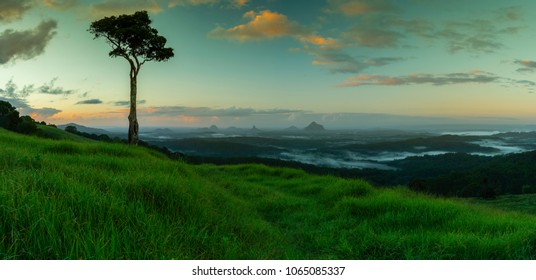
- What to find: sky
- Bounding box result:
[1,0,536,129]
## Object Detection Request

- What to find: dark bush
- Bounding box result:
[17,118,37,134]
[15,115,37,135]
[0,100,21,131]
[65,126,78,134]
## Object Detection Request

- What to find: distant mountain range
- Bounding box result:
[58,121,331,136]
[57,123,110,135]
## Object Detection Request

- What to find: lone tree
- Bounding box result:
[89,11,174,145]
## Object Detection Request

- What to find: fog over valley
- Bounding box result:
[121,122,536,170]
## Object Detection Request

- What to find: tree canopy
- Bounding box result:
[88,11,174,78]
[0,100,37,134]
[0,100,21,131]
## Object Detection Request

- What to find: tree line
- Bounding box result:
[0,100,39,134]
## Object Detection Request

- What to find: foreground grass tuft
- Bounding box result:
[1,127,536,259]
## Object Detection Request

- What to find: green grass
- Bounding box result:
[34,124,93,142]
[1,127,536,259]
[463,194,536,215]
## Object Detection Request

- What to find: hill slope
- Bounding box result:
[1,127,536,259]
[34,124,94,142]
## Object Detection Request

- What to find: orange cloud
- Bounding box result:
[210,10,339,49]
[29,112,42,120]
[327,0,395,16]
[311,60,327,65]
[299,35,340,49]
[210,9,346,74]
[50,109,127,123]
[210,10,302,41]
[232,0,249,8]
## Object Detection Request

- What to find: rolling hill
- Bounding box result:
[1,126,536,259]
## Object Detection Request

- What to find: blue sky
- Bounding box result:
[1,0,536,128]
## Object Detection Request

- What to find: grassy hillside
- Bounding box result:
[464,194,536,215]
[34,124,94,142]
[1,127,536,259]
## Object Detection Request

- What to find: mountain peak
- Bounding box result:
[286,125,299,130]
[304,121,325,131]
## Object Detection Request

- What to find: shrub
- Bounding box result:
[65,126,78,134]
[17,119,37,134]
[15,115,37,134]
[0,100,21,131]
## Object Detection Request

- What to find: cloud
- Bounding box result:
[311,50,402,73]
[231,0,250,8]
[0,80,61,119]
[39,78,75,95]
[113,100,147,106]
[332,3,521,52]
[27,107,63,119]
[0,97,29,111]
[515,60,536,73]
[141,105,306,118]
[0,0,33,23]
[38,0,250,19]
[428,7,522,53]
[498,6,522,21]
[0,80,35,111]
[0,79,33,99]
[76,99,103,105]
[168,0,249,8]
[516,80,536,87]
[43,0,80,10]
[210,10,409,74]
[326,0,395,16]
[343,25,401,48]
[210,10,339,47]
[436,19,516,53]
[209,8,344,75]
[340,13,516,52]
[0,20,58,65]
[88,0,163,19]
[210,10,303,41]
[337,71,502,87]
[338,14,437,49]
[113,101,129,106]
[168,0,219,7]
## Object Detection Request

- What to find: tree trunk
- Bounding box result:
[128,75,139,145]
